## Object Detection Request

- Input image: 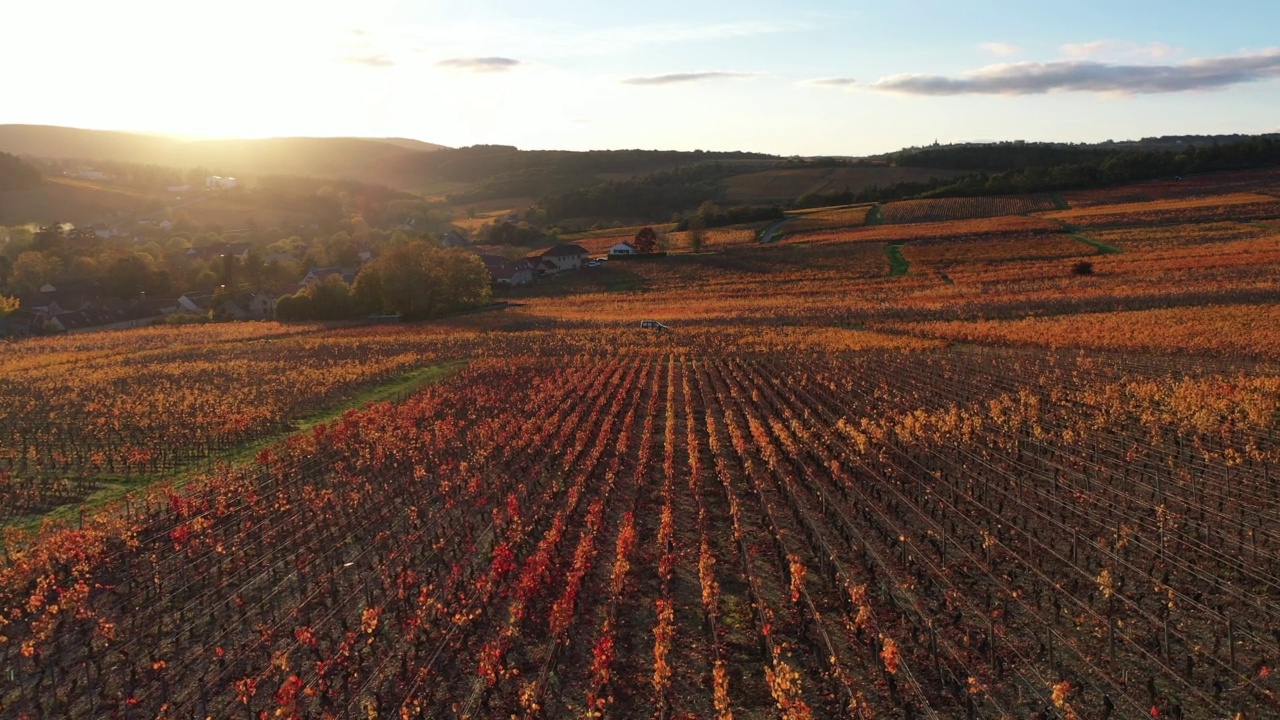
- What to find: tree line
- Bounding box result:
[0,153,40,191]
[276,243,491,321]
[801,136,1280,207]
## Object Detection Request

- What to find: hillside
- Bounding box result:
[0,125,447,184]
[0,125,775,198]
[722,164,965,202]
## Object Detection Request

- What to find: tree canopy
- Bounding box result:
[349,242,491,319]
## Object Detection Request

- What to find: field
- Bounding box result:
[780,205,874,234]
[781,214,1061,245]
[0,177,332,229]
[0,177,163,226]
[880,195,1060,224]
[3,168,1280,719]
[1037,193,1280,228]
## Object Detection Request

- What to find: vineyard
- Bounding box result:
[781,215,1061,246]
[1061,169,1280,208]
[894,304,1280,359]
[880,195,1060,225]
[3,348,1280,719]
[903,233,1093,270]
[0,323,484,517]
[781,206,874,234]
[3,168,1280,719]
[1087,221,1279,252]
[1038,193,1280,229]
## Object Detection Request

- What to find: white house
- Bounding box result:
[535,244,589,274]
[608,241,637,256]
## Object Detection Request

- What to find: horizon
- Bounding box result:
[15,122,1280,160]
[4,1,1280,156]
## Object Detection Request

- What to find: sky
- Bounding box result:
[4,0,1280,156]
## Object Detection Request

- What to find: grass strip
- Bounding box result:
[1068,232,1122,255]
[5,361,468,532]
[886,244,909,276]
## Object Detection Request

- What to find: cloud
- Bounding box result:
[804,77,858,87]
[622,71,759,86]
[588,20,807,50]
[435,57,523,72]
[398,19,808,60]
[1060,40,1180,60]
[979,42,1021,57]
[871,48,1280,96]
[343,53,394,67]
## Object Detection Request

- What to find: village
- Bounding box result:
[0,226,661,336]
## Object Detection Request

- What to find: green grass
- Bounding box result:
[886,244,909,276]
[865,204,885,226]
[4,361,467,533]
[1068,232,1122,255]
[1050,192,1070,210]
[1051,219,1121,254]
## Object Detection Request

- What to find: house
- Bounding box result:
[178,290,219,314]
[0,310,43,337]
[246,293,277,319]
[608,241,638,256]
[302,267,357,286]
[534,244,589,274]
[137,297,180,316]
[28,280,101,315]
[53,311,91,332]
[275,283,304,300]
[218,300,252,320]
[166,185,191,194]
[159,220,173,231]
[479,255,533,287]
[442,230,469,248]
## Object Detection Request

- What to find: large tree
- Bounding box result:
[357,242,490,319]
[10,251,61,294]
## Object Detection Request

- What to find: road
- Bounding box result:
[757,218,787,244]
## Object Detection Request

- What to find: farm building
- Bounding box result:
[608,241,638,256]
